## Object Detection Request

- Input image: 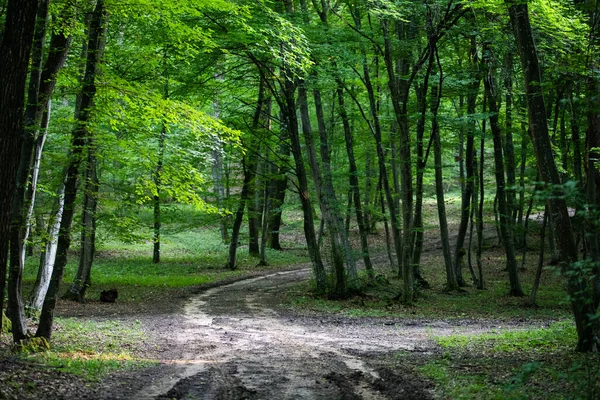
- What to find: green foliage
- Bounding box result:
[16,337,51,353]
[2,311,12,334]
[419,321,600,399]
[434,321,576,353]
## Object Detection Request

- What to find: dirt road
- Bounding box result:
[97,268,526,400]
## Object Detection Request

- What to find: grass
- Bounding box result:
[22,222,308,303]
[415,322,600,399]
[286,251,572,321]
[3,317,155,382]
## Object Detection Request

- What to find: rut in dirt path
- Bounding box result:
[129,267,532,400]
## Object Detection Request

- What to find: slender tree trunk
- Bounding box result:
[153,124,166,264]
[268,112,289,251]
[520,182,537,271]
[36,0,107,340]
[412,84,427,273]
[362,38,403,287]
[467,151,480,288]
[21,103,51,268]
[282,77,327,294]
[336,82,374,281]
[27,183,65,311]
[382,19,414,303]
[516,119,529,244]
[313,84,358,291]
[248,79,269,258]
[454,36,480,287]
[530,206,549,306]
[483,43,524,297]
[430,49,456,291]
[476,97,487,290]
[298,81,346,296]
[258,170,271,267]
[503,51,518,223]
[226,157,253,270]
[64,137,99,301]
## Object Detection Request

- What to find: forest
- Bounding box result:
[1,0,600,398]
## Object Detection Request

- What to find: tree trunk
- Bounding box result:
[454,36,480,287]
[503,51,518,223]
[507,1,598,351]
[64,138,99,302]
[282,77,327,294]
[530,206,548,306]
[226,157,253,270]
[483,43,524,297]
[336,81,374,282]
[475,97,487,290]
[21,102,51,268]
[313,84,358,291]
[248,79,269,258]
[153,124,166,264]
[36,0,107,340]
[27,183,65,311]
[430,48,456,291]
[362,37,403,287]
[268,112,289,251]
[382,19,414,303]
[0,0,39,337]
[298,81,346,296]
[7,0,51,342]
[258,171,271,267]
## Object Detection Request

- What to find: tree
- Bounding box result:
[0,0,39,335]
[36,0,107,339]
[506,0,599,351]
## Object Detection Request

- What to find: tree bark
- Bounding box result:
[454,36,480,287]
[298,81,346,296]
[313,84,358,291]
[27,182,65,311]
[226,157,253,270]
[153,124,166,264]
[64,137,99,301]
[36,0,107,340]
[482,43,524,297]
[336,81,374,282]
[282,77,327,294]
[430,48,456,291]
[0,0,39,337]
[382,19,414,303]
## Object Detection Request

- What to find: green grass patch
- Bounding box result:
[434,321,576,353]
[22,318,155,381]
[23,226,308,303]
[286,262,571,321]
[416,321,600,399]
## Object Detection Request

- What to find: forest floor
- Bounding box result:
[2,216,595,399]
[3,266,549,400]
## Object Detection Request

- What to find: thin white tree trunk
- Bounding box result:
[27,180,64,311]
[20,100,51,267]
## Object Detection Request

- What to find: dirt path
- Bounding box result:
[94,267,532,400]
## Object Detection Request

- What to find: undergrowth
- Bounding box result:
[1,318,155,382]
[417,321,600,399]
